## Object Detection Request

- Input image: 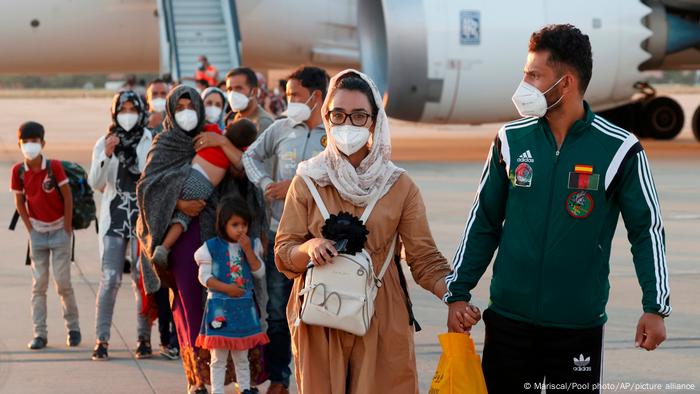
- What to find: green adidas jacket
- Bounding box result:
[444,102,671,329]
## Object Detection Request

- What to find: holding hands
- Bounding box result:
[447,301,481,333]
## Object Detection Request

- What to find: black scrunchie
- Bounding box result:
[321,212,369,255]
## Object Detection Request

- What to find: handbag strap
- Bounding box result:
[301,175,392,225]
[359,175,392,224]
[374,234,398,287]
[301,175,331,220]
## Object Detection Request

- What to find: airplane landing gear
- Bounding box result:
[598,82,684,140]
[692,105,700,142]
[641,96,684,140]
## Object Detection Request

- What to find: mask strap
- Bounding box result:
[306,92,318,113]
[543,75,565,95]
[546,95,564,110]
[543,75,566,111]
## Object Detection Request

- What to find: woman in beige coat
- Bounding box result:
[274,69,452,393]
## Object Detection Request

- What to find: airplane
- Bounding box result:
[1,0,700,141]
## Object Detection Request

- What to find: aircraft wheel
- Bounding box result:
[692,105,700,142]
[641,97,684,140]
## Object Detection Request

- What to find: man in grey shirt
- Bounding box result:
[225,67,275,134]
[243,66,329,394]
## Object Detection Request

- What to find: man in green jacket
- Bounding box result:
[445,24,670,393]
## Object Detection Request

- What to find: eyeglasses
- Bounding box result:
[327,110,372,127]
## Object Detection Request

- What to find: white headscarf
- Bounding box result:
[296,69,405,207]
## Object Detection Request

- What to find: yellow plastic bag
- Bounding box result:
[429,333,488,394]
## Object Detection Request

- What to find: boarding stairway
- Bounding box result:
[157,0,242,82]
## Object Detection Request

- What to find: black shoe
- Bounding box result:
[192,387,208,394]
[67,330,81,347]
[242,389,259,394]
[135,337,152,359]
[91,342,109,361]
[28,337,47,350]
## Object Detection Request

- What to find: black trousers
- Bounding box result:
[155,286,178,347]
[482,309,604,394]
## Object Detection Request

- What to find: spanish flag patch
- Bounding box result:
[574,164,593,174]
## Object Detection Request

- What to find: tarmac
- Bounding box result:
[0,94,698,393]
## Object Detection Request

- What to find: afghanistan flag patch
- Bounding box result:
[568,164,599,191]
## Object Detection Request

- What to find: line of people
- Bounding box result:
[13,65,332,394]
[11,23,671,394]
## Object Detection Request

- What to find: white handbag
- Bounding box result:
[296,175,397,336]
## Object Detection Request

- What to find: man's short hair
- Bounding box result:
[225,67,259,88]
[529,24,593,94]
[287,66,330,99]
[147,78,168,90]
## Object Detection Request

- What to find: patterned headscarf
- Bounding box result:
[296,69,405,207]
[110,90,146,175]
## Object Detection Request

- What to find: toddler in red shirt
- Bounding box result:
[152,118,258,266]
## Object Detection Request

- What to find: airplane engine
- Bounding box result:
[359,0,700,141]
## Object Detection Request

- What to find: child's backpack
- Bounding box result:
[9,160,96,231]
[9,160,97,264]
[53,161,97,230]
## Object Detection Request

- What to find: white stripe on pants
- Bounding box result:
[210,348,250,393]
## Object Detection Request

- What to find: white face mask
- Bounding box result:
[330,125,371,155]
[175,109,199,132]
[286,95,314,123]
[21,142,42,160]
[511,76,565,118]
[227,91,250,112]
[117,112,139,131]
[150,98,166,113]
[205,105,223,123]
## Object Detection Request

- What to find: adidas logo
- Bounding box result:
[517,150,534,163]
[573,354,592,372]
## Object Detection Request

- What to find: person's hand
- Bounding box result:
[63,221,72,235]
[301,238,337,267]
[223,283,245,298]
[148,112,164,129]
[193,132,229,151]
[265,180,292,201]
[239,233,253,254]
[176,199,206,217]
[104,134,120,158]
[447,301,481,333]
[635,313,666,351]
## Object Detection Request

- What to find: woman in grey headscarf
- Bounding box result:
[137,85,265,393]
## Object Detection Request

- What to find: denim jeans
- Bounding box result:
[29,228,80,338]
[95,236,150,342]
[264,231,293,387]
